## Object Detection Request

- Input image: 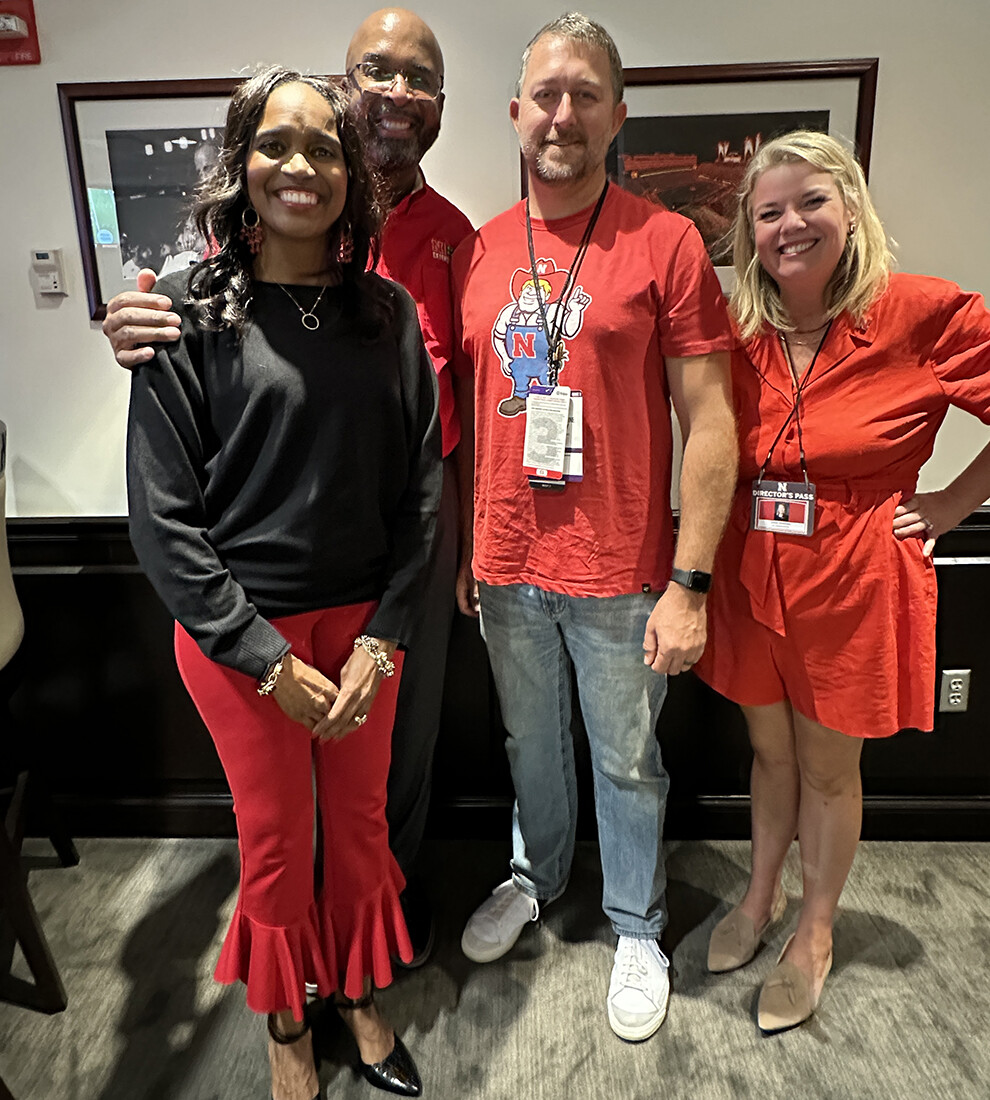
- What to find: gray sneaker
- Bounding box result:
[461,879,539,963]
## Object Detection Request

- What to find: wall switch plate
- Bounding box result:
[939,669,971,712]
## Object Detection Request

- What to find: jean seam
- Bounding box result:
[555,625,576,891]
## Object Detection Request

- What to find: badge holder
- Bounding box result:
[748,323,831,537]
[522,182,604,493]
[751,478,816,535]
[525,386,583,491]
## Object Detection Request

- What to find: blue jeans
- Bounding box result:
[478,581,670,938]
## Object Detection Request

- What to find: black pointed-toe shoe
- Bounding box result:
[358,1032,422,1097]
[336,992,423,1097]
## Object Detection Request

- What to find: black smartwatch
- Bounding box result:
[669,567,712,594]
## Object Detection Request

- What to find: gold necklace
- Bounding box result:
[277,283,328,331]
[781,322,829,348]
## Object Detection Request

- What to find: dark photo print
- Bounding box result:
[106,125,223,279]
[607,110,829,263]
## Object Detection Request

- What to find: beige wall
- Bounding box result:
[1,0,988,515]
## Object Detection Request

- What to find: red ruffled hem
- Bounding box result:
[326,860,412,1000]
[214,901,332,1022]
[214,862,412,1014]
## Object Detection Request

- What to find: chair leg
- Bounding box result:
[14,771,79,869]
[3,773,26,853]
[0,814,67,1014]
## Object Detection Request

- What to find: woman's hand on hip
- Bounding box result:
[312,639,396,742]
[893,490,955,558]
[270,653,339,733]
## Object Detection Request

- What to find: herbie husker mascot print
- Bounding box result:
[490,258,591,417]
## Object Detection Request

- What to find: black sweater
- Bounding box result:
[126,270,441,679]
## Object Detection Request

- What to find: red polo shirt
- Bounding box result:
[377,181,474,457]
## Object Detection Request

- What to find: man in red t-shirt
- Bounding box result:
[100,8,472,969]
[454,14,737,1042]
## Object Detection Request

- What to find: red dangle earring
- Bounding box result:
[240,206,264,255]
[337,221,354,265]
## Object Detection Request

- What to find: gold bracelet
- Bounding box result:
[353,635,396,678]
[257,656,284,696]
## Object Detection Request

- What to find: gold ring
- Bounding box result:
[354,714,368,726]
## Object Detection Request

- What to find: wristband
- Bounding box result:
[669,567,713,594]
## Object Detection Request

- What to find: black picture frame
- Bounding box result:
[57,78,241,320]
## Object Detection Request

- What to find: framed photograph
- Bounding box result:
[58,79,241,320]
[608,59,878,280]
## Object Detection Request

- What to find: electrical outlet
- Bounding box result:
[938,669,971,712]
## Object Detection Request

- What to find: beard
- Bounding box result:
[353,101,439,174]
[522,128,598,186]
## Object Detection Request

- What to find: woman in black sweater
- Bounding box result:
[127,67,439,1100]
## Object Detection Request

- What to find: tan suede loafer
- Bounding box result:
[757,934,833,1034]
[707,887,787,973]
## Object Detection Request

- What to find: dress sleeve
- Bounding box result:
[364,286,443,646]
[927,282,990,423]
[126,303,289,680]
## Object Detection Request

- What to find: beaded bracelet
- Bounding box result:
[353,635,396,678]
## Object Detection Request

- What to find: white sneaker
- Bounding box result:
[461,879,539,963]
[607,936,670,1041]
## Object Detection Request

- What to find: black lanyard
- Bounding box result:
[525,181,609,387]
[756,322,832,486]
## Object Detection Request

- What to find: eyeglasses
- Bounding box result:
[347,61,443,101]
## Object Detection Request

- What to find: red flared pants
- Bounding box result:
[174,601,411,1021]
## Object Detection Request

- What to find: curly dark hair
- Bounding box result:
[186,66,389,335]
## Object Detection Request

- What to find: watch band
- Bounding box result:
[669,567,712,594]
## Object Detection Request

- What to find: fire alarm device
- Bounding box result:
[0,1,40,63]
[0,14,28,36]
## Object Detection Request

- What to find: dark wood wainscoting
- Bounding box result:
[7,515,990,840]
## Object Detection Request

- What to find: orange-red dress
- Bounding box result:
[694,273,990,738]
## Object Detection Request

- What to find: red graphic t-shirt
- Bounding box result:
[452,184,733,597]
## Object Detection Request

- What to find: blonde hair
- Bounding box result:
[730,130,892,340]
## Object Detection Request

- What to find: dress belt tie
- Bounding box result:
[735,478,911,637]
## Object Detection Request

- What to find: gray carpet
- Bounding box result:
[2,836,988,1099]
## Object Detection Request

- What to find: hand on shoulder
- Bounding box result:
[102,268,181,369]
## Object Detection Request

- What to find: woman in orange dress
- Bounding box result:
[694,130,990,1032]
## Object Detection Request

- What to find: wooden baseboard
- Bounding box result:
[43,793,990,842]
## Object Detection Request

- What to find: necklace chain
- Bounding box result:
[278,283,328,331]
[780,320,830,347]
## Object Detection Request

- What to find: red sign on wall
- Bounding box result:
[0,0,40,66]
